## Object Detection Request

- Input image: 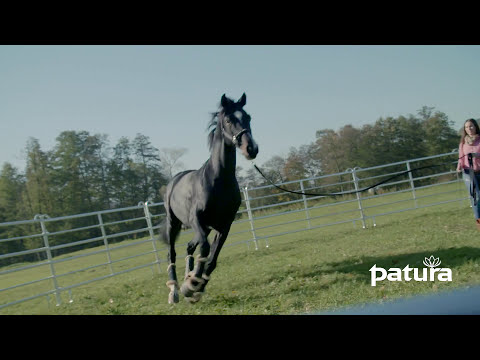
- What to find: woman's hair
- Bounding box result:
[460,118,480,145]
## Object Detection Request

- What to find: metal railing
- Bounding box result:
[0,150,468,311]
[239,150,467,247]
[0,202,168,309]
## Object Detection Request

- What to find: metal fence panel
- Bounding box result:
[0,150,468,311]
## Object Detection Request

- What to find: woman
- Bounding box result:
[457,118,480,230]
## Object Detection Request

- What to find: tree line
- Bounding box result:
[0,131,187,264]
[0,106,462,264]
[1,131,171,223]
[237,106,461,205]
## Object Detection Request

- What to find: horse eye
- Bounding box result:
[225,117,231,124]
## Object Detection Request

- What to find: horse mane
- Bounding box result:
[207,109,225,151]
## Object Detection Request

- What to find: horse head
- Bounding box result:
[219,93,259,160]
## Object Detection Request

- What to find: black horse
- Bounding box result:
[161,93,258,303]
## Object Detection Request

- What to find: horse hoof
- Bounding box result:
[168,290,179,304]
[184,291,203,303]
[180,282,195,298]
[166,280,179,304]
[180,276,203,297]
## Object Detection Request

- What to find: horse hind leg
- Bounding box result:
[166,264,179,304]
[165,217,182,304]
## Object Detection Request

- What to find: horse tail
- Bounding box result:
[158,217,169,245]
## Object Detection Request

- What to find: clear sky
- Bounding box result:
[1,45,479,174]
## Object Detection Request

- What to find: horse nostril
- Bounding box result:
[248,144,258,157]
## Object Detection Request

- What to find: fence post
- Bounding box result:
[242,187,259,250]
[97,213,114,274]
[35,214,62,306]
[142,201,162,274]
[406,161,418,208]
[300,180,312,229]
[351,168,367,229]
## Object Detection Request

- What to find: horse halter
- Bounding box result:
[220,114,249,147]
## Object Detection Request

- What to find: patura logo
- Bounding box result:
[370,255,452,286]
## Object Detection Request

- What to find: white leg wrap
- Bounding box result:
[166,280,179,304]
[166,279,177,287]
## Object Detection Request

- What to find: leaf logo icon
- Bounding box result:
[423,255,441,268]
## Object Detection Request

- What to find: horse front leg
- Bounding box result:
[203,227,230,284]
[181,226,210,302]
[183,230,206,280]
[186,227,231,302]
[166,263,179,304]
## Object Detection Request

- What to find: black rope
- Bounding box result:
[252,155,465,198]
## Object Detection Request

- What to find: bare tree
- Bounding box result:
[159,147,188,180]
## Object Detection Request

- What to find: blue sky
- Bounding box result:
[1,45,479,174]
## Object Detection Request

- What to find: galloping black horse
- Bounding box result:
[161,93,258,303]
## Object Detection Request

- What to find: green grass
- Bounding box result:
[2,181,480,314]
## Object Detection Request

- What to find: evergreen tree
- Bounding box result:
[23,138,54,218]
[132,133,165,202]
[0,163,24,222]
[0,163,26,263]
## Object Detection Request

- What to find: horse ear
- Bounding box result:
[221,94,233,109]
[238,93,246,107]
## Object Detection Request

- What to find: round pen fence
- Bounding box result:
[0,150,469,311]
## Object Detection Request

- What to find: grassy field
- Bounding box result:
[2,181,480,315]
